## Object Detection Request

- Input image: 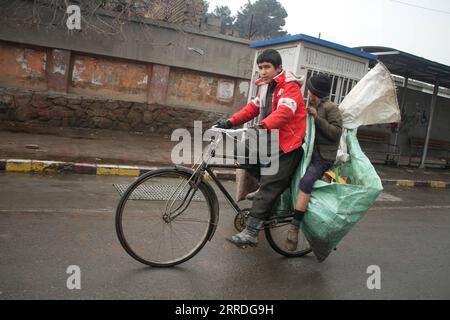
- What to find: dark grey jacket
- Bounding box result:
[312,97,343,162]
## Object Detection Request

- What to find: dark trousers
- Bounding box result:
[250,148,303,220]
[299,151,333,194]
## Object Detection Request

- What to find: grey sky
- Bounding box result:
[207,0,450,66]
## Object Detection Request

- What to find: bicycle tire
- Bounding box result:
[265,219,312,258]
[115,168,216,267]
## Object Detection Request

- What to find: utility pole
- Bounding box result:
[248,14,254,39]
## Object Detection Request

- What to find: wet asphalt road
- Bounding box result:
[0,172,449,300]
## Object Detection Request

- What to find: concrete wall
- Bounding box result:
[0,39,250,133]
[0,1,253,79]
[0,4,254,134]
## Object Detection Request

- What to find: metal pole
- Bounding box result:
[393,77,409,149]
[420,79,440,168]
[248,14,254,39]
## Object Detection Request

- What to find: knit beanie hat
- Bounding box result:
[306,74,332,98]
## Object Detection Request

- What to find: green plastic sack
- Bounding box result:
[272,115,383,262]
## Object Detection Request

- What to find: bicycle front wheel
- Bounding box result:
[265,219,312,258]
[116,168,215,267]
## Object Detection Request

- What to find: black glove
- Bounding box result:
[215,119,233,129]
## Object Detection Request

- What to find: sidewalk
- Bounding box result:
[1,121,450,188]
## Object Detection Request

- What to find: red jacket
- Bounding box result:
[230,71,307,154]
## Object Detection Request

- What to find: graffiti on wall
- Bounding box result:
[167,68,235,112]
[400,103,429,133]
[70,55,148,101]
[0,43,47,89]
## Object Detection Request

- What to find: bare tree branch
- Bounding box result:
[1,0,208,40]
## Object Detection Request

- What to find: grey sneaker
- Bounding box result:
[227,216,263,248]
[285,224,299,251]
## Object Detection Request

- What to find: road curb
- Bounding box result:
[1,158,449,188]
[0,159,158,177]
[368,179,449,189]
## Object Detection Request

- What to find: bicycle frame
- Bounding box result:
[205,165,294,223]
[192,127,261,216]
[116,129,312,266]
[204,165,244,215]
[173,126,293,227]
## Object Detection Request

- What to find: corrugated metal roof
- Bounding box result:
[250,33,377,61]
[356,46,450,89]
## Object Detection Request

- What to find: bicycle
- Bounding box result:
[115,127,312,267]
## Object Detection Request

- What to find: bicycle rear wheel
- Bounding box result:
[115,168,215,267]
[265,218,312,257]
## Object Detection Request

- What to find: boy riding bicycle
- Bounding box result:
[215,49,307,248]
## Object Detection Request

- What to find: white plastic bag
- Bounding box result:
[339,62,401,129]
[336,62,401,163]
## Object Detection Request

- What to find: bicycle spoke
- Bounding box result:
[170,224,190,254]
[116,169,214,266]
[155,219,165,262]
[169,223,175,262]
[172,217,210,224]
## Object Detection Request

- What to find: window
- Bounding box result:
[304,69,358,105]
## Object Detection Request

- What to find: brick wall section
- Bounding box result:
[0,43,47,90]
[168,0,187,24]
[183,0,205,27]
[0,39,250,133]
[70,54,149,102]
[147,64,170,105]
[0,40,246,108]
[156,0,205,27]
[113,0,205,27]
[47,49,71,93]
[167,68,237,112]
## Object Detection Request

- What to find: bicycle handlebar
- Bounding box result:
[209,126,248,134]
